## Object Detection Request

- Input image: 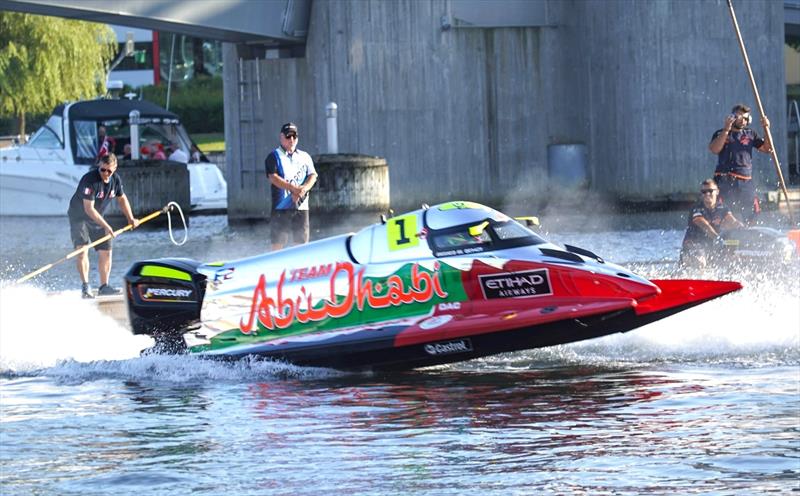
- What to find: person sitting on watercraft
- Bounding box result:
[679,178,744,269]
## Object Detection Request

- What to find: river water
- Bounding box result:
[1,211,798,495]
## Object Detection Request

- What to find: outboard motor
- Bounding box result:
[124,258,206,352]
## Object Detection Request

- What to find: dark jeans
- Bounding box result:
[715,174,758,224]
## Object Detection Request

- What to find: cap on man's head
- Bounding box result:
[280,122,298,137]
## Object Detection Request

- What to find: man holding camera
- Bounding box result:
[708,103,772,224]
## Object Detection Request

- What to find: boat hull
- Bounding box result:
[0,159,225,215]
[0,163,86,216]
[192,279,740,370]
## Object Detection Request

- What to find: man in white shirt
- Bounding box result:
[264,122,317,250]
[168,142,190,163]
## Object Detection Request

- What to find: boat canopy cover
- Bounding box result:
[57,99,180,122]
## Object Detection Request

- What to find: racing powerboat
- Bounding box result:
[0,98,226,215]
[125,201,742,370]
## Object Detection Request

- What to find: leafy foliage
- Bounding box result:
[788,35,800,53]
[139,76,224,134]
[0,12,116,136]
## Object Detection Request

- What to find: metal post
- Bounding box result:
[130,110,140,159]
[326,102,338,154]
[166,34,176,111]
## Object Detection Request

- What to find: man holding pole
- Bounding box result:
[67,154,139,298]
[708,103,772,224]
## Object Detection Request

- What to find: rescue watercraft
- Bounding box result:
[125,201,742,370]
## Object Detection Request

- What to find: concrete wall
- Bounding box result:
[223,0,787,220]
[572,0,786,200]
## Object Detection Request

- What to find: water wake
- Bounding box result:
[0,285,346,381]
[0,286,148,373]
[472,274,800,369]
[1,267,797,381]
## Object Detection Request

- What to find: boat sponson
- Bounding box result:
[634,279,742,318]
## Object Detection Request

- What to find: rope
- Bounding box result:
[165,201,188,246]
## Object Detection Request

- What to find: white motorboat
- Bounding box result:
[0,98,227,216]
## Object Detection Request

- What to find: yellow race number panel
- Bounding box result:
[387,214,419,250]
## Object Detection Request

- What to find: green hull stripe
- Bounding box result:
[191,262,468,353]
[140,265,192,281]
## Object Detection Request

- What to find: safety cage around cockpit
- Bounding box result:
[347,202,548,264]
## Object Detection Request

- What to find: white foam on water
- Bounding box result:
[503,277,800,367]
[0,285,151,373]
[42,353,344,384]
[0,285,346,381]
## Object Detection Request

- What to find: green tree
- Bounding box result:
[0,12,116,139]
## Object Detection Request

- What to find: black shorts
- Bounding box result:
[271,209,309,246]
[69,217,112,251]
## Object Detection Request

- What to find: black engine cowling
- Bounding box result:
[125,258,206,350]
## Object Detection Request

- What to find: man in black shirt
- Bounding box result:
[679,179,744,269]
[708,103,772,224]
[67,155,139,298]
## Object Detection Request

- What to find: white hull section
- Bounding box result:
[0,163,87,216]
[188,163,228,211]
[0,154,227,216]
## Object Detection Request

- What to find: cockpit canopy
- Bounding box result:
[348,201,546,264]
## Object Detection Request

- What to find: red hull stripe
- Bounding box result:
[394,296,635,347]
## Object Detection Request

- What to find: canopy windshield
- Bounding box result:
[65,99,191,164]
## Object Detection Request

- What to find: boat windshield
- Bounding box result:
[73,120,98,162]
[108,120,192,157]
[430,218,546,257]
[69,118,193,162]
[27,115,64,149]
[493,219,545,243]
[432,226,492,250]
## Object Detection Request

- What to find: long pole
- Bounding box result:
[14,207,167,285]
[166,34,176,111]
[726,0,794,224]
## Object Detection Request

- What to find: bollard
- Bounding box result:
[309,154,389,213]
[326,102,338,154]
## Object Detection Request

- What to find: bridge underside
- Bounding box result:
[0,0,309,46]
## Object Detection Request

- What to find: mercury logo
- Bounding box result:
[143,287,193,299]
[424,339,472,355]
